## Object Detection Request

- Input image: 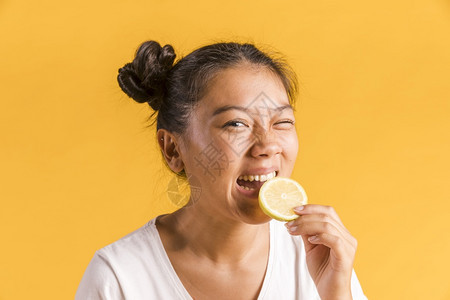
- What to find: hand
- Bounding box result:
[285,204,357,300]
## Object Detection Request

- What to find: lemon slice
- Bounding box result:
[258,177,308,221]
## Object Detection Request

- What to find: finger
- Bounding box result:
[293,224,349,261]
[293,204,348,233]
[289,205,358,250]
[286,220,341,238]
[287,218,357,252]
[307,233,356,266]
[286,214,355,247]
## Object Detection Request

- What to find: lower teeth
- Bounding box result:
[239,185,255,191]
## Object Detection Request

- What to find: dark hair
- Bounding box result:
[117,40,298,134]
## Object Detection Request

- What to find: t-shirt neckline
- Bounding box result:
[146,215,275,300]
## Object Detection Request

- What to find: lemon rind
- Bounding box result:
[258,177,308,222]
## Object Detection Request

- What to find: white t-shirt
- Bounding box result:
[76,215,367,299]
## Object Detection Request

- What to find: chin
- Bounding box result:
[237,209,273,225]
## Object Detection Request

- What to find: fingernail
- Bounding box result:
[286,221,295,227]
[288,226,298,232]
[294,206,304,212]
[308,235,318,242]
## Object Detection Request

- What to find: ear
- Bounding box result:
[157,129,184,173]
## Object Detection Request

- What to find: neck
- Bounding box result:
[160,204,270,266]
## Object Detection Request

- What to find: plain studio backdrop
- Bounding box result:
[1,0,449,299]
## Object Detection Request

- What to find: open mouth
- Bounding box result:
[236,171,278,191]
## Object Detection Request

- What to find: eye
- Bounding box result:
[223,120,249,128]
[274,119,295,129]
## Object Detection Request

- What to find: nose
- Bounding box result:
[250,129,282,158]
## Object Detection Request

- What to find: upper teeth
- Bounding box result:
[238,171,276,182]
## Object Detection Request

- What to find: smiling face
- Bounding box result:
[175,65,299,224]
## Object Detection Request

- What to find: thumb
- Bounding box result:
[301,234,316,253]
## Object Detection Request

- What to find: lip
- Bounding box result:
[238,167,279,177]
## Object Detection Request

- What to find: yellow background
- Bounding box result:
[1,0,449,299]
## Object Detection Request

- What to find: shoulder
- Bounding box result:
[75,250,125,300]
[93,217,168,275]
[99,220,157,260]
[76,217,165,299]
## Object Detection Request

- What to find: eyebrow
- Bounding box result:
[212,104,293,116]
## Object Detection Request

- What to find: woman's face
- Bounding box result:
[178,65,299,224]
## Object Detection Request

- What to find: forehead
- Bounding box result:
[199,66,291,114]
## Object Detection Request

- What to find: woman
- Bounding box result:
[76,40,367,299]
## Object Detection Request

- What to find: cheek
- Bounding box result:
[281,132,299,175]
[217,127,254,161]
[183,135,237,187]
[279,131,299,157]
[289,134,299,156]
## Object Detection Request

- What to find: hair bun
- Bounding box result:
[117,41,176,111]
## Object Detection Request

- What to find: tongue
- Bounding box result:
[237,179,265,190]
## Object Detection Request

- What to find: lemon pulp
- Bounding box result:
[258,177,308,221]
